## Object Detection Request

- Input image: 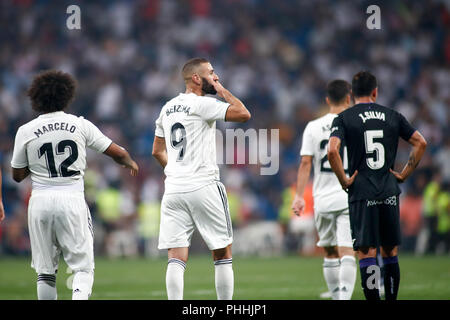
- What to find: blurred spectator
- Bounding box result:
[435,182,450,254]
[279,181,317,255]
[416,172,442,255]
[399,188,423,253]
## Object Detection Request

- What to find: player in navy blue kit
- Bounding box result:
[327,71,427,300]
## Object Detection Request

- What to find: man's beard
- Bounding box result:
[201,77,217,95]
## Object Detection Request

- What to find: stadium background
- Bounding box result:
[0,0,449,299]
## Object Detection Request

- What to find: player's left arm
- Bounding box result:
[152,136,168,168]
[390,130,427,183]
[12,167,30,183]
[328,136,358,190]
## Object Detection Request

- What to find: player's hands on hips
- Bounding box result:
[0,201,5,223]
[291,194,305,216]
[341,170,358,191]
[389,168,405,183]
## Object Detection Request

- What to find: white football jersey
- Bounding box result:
[300,113,349,213]
[11,111,112,191]
[155,92,230,194]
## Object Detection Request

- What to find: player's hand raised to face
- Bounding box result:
[210,79,226,98]
[291,194,305,216]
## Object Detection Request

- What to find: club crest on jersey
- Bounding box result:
[166,104,190,117]
[358,111,385,123]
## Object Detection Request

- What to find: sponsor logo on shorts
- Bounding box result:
[366,195,397,207]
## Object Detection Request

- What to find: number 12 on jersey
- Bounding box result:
[38,140,80,178]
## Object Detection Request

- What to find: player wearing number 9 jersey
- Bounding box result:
[11,70,139,300]
[328,71,427,301]
[152,58,250,300]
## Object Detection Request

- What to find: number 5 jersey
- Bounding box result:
[330,103,416,202]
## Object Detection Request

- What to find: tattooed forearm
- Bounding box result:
[407,152,418,169]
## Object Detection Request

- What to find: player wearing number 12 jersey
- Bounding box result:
[292,80,356,300]
[328,71,427,300]
[152,58,250,300]
[11,70,139,300]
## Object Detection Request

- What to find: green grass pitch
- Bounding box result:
[0,254,449,300]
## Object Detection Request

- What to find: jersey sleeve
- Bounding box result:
[300,123,314,156]
[398,112,416,141]
[196,96,230,122]
[154,110,165,138]
[330,114,345,141]
[11,127,29,168]
[81,118,112,153]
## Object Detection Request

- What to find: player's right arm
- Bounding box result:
[292,123,315,216]
[292,155,312,216]
[152,136,168,168]
[209,80,251,122]
[390,130,427,183]
[328,116,358,190]
[103,143,139,176]
[10,126,31,183]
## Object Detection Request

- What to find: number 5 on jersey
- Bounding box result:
[364,130,385,170]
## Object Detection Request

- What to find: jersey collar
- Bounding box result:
[38,111,66,118]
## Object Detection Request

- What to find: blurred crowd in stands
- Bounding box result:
[0,0,449,257]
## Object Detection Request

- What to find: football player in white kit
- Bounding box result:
[291,80,357,300]
[152,58,251,300]
[11,70,139,300]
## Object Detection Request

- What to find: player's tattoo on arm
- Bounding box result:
[407,152,418,169]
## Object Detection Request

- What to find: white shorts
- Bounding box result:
[158,181,233,251]
[28,190,94,275]
[314,208,353,248]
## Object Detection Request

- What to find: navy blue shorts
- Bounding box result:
[349,195,401,251]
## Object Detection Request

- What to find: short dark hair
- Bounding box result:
[352,71,377,98]
[182,57,209,80]
[326,80,351,104]
[27,70,77,113]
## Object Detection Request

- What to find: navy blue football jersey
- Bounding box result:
[330,103,416,202]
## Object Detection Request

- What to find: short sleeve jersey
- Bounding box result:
[330,103,416,202]
[11,111,112,189]
[154,93,230,194]
[300,113,349,213]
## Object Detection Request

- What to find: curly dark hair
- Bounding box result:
[27,70,77,113]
